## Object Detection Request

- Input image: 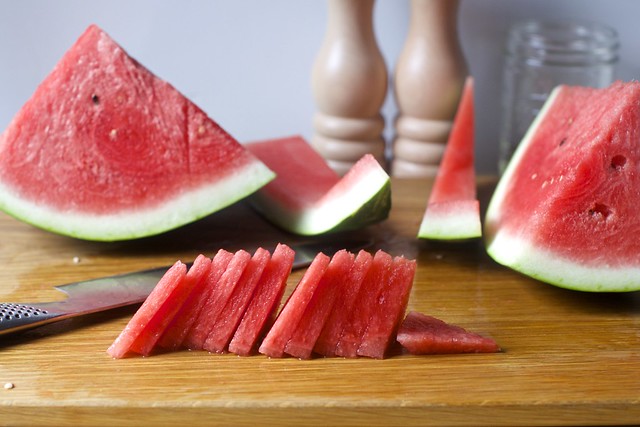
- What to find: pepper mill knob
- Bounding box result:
[391,0,467,178]
[311,0,388,175]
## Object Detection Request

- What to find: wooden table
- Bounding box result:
[0,178,638,426]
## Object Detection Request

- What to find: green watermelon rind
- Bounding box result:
[484,86,640,293]
[250,162,391,236]
[418,200,481,241]
[0,161,275,242]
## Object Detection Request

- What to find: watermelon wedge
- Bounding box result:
[258,252,331,358]
[183,250,252,350]
[485,81,640,292]
[107,261,187,358]
[313,250,373,357]
[284,250,355,359]
[357,256,416,359]
[0,25,274,241]
[334,250,394,358]
[397,311,500,354]
[228,243,294,356]
[202,248,270,353]
[418,77,481,240]
[247,136,391,235]
[157,249,233,350]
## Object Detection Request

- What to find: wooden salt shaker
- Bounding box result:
[391,0,467,178]
[311,0,388,175]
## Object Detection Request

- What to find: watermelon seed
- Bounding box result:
[91,94,100,105]
[588,203,612,220]
[559,138,566,147]
[610,155,627,170]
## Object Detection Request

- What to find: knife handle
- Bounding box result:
[0,302,67,336]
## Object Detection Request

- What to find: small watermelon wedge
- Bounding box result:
[228,243,294,356]
[247,136,391,235]
[314,250,373,357]
[397,311,500,354]
[357,256,416,359]
[202,248,270,353]
[258,252,331,358]
[0,25,274,241]
[418,77,481,240]
[334,250,394,358]
[157,249,233,350]
[485,81,640,292]
[107,261,188,358]
[183,250,252,350]
[284,250,355,359]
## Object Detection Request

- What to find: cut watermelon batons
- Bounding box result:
[418,76,482,241]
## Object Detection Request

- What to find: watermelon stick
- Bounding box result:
[157,249,233,350]
[228,244,295,356]
[259,252,331,358]
[107,261,187,358]
[418,76,482,240]
[202,248,271,353]
[284,250,355,359]
[314,250,373,357]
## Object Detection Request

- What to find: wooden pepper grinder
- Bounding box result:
[391,0,467,178]
[311,0,388,175]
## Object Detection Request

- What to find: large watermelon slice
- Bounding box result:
[247,136,391,235]
[0,25,274,241]
[485,81,640,292]
[418,77,481,240]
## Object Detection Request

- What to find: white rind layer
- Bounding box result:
[487,229,640,292]
[0,160,275,241]
[251,162,389,236]
[418,200,481,240]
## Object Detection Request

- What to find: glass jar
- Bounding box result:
[498,20,619,173]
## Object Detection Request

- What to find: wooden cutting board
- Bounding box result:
[0,178,638,426]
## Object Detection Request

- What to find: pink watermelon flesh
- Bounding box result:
[284,250,355,359]
[183,250,251,350]
[247,136,390,235]
[157,249,233,350]
[107,261,187,358]
[0,24,273,241]
[228,243,295,356]
[202,248,271,353]
[334,250,394,358]
[397,311,500,354]
[258,252,331,358]
[357,256,416,359]
[485,81,640,292]
[314,250,374,357]
[419,76,481,240]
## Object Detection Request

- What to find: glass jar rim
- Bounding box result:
[506,20,619,65]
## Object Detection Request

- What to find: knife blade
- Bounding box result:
[0,238,372,337]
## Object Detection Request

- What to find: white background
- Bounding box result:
[1,0,638,173]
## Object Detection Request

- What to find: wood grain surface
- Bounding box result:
[0,178,638,426]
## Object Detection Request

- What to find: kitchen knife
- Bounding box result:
[0,239,372,336]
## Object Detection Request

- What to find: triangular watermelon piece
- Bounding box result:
[107,261,187,358]
[418,77,481,240]
[314,250,373,357]
[247,136,391,236]
[357,256,416,359]
[202,248,271,353]
[334,250,394,358]
[0,25,274,241]
[485,81,640,292]
[157,249,233,350]
[258,252,331,358]
[284,250,355,359]
[228,243,294,356]
[396,311,500,354]
[183,250,252,350]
